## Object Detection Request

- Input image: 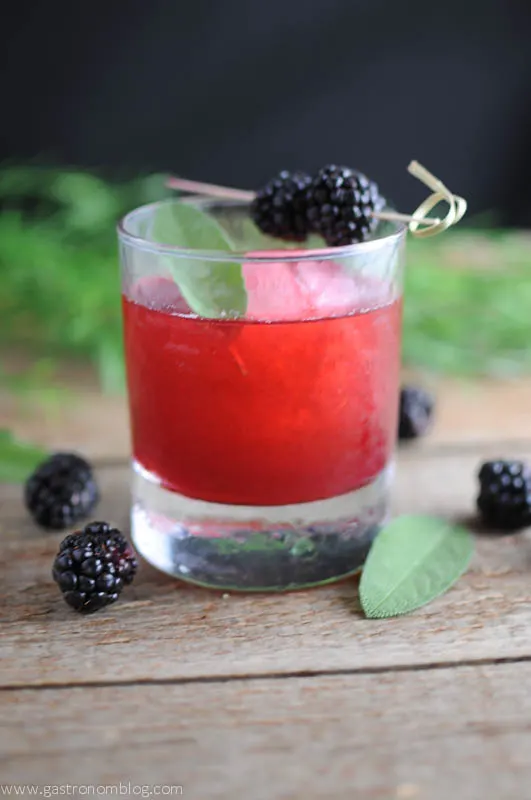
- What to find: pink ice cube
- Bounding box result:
[130,276,192,314]
[243,250,386,322]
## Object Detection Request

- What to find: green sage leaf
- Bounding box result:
[0,429,48,483]
[360,515,474,618]
[151,201,247,318]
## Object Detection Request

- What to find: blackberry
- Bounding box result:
[251,170,312,241]
[477,460,531,531]
[398,386,434,440]
[52,521,138,613]
[305,165,385,247]
[25,453,99,530]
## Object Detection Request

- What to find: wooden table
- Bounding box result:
[2,414,531,798]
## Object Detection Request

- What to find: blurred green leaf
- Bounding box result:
[49,172,121,232]
[0,429,47,483]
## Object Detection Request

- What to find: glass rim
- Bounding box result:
[117,198,407,263]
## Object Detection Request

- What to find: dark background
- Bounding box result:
[2,0,531,222]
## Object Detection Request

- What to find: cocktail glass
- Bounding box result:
[118,198,405,591]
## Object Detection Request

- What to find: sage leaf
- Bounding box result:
[360,515,474,618]
[0,429,48,483]
[151,201,247,318]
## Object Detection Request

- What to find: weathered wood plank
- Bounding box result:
[2,447,531,687]
[2,662,531,799]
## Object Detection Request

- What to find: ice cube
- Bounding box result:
[243,250,386,321]
[130,276,192,314]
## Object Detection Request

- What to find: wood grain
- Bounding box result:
[2,662,531,799]
[2,445,531,688]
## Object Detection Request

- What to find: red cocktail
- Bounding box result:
[119,201,405,590]
[123,282,400,505]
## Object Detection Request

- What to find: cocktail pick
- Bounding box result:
[166,161,467,238]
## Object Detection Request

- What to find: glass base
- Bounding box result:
[131,461,393,592]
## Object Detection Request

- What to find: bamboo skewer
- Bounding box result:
[166,161,467,238]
